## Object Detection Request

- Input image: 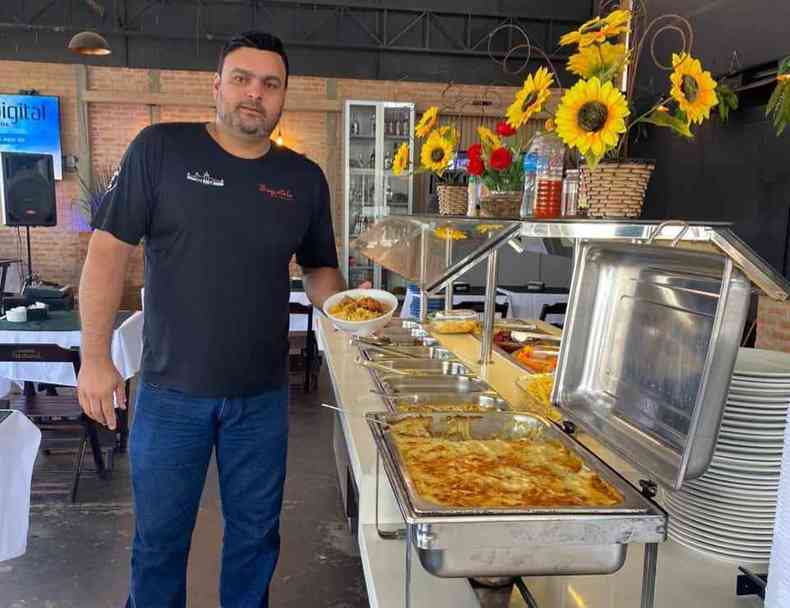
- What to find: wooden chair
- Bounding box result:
[288,302,320,392]
[0,344,110,503]
[454,300,510,319]
[539,302,568,328]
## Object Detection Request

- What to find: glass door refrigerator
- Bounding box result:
[343,100,414,292]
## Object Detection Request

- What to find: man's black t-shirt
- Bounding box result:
[92,123,338,397]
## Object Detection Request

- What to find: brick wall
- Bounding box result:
[0,61,80,288]
[0,59,520,308]
[756,296,790,353]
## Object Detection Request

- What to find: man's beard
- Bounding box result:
[216,92,281,139]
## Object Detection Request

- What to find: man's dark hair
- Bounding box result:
[217,31,289,87]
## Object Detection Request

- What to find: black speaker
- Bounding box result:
[0,151,57,227]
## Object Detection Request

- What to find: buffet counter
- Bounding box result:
[319,316,764,608]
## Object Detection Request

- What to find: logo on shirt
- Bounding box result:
[258,182,294,200]
[187,171,224,187]
[107,168,120,193]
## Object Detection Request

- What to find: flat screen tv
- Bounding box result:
[0,94,62,180]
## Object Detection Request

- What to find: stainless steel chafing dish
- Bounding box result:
[362,345,456,362]
[351,217,784,608]
[368,411,665,578]
[376,374,493,395]
[365,359,471,376]
[380,392,509,413]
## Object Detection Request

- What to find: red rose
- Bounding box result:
[467,157,485,176]
[489,147,512,171]
[467,143,482,161]
[495,121,517,137]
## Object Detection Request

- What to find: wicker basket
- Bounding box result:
[580,160,655,219]
[437,185,468,216]
[479,191,521,218]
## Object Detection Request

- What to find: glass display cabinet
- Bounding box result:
[343,100,415,292]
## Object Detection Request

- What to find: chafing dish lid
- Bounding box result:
[554,242,752,490]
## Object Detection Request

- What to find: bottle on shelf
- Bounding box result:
[561,169,580,217]
[369,114,376,137]
[401,114,410,137]
[520,146,539,218]
[467,178,480,217]
[532,133,565,218]
[384,149,392,170]
[351,117,360,136]
[369,150,376,169]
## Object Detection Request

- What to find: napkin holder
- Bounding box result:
[26,302,49,321]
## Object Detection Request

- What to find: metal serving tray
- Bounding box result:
[381,392,509,413]
[385,319,421,330]
[369,359,471,376]
[368,328,439,347]
[368,411,666,577]
[555,243,752,490]
[376,375,493,395]
[363,346,455,361]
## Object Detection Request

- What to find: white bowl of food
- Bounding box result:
[323,289,398,336]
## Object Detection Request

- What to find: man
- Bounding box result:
[78,32,347,607]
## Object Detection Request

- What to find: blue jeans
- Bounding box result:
[126,381,289,608]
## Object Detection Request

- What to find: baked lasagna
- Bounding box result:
[389,417,623,509]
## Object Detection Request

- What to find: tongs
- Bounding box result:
[354,356,412,376]
[510,330,562,343]
[320,402,389,427]
[351,336,424,359]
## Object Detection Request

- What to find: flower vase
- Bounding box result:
[579,160,655,218]
[478,191,522,218]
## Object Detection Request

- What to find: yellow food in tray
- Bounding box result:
[429,310,478,334]
[328,296,391,321]
[513,374,563,422]
[430,319,478,334]
[389,418,623,509]
[521,373,555,406]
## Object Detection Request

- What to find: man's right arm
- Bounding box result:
[77,229,135,430]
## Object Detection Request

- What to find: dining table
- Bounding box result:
[0,309,143,396]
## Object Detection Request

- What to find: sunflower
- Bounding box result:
[415,106,439,138]
[555,77,629,166]
[506,67,554,129]
[567,43,627,82]
[670,53,718,124]
[437,125,460,146]
[420,131,454,175]
[477,126,502,150]
[560,9,631,48]
[392,143,409,176]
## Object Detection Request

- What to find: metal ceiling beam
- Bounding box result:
[0,0,583,71]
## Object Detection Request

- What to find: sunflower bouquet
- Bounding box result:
[392,108,463,185]
[536,8,719,168]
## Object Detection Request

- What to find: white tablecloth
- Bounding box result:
[400,292,511,319]
[0,410,41,562]
[290,291,318,332]
[0,311,144,396]
[497,289,569,321]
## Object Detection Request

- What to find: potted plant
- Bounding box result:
[74,164,116,230]
[392,112,469,215]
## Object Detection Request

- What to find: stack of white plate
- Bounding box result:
[665,348,790,563]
